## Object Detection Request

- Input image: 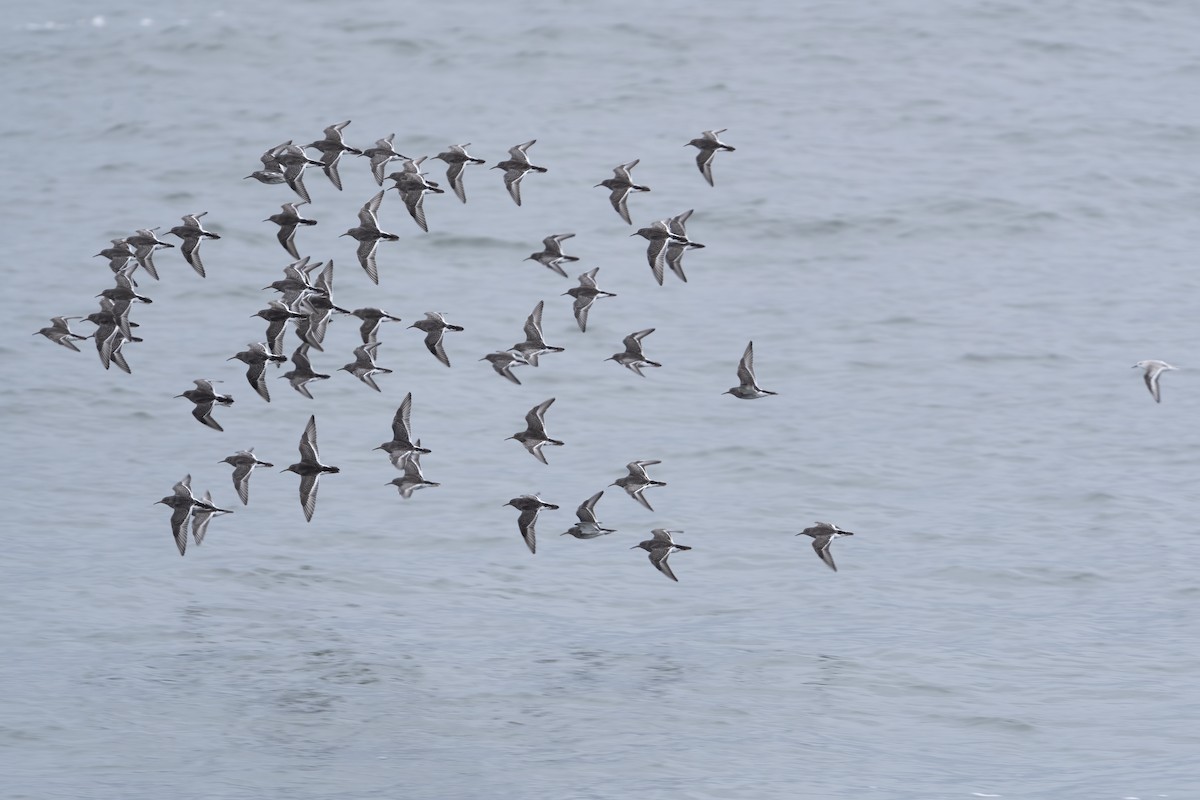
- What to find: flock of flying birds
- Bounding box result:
[58,119,1131,581]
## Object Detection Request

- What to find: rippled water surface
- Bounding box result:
[4,1,1200,798]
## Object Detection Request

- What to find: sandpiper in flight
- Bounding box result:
[725,340,777,399]
[796,522,855,572]
[504,494,560,554]
[1133,360,1177,404]
[632,529,691,582]
[282,415,340,522]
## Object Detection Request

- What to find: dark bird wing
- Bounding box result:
[811,535,837,571]
[298,473,319,522]
[609,187,634,225]
[192,401,223,432]
[299,414,319,462]
[649,547,679,581]
[170,504,190,556]
[516,508,539,554]
[736,341,756,387]
[445,162,468,203]
[392,392,415,444]
[501,169,526,206]
[525,397,555,437]
[231,462,253,505]
[246,360,271,402]
[180,237,206,277]
[424,328,451,367]
[577,490,604,524]
[356,239,380,285]
[645,238,668,285]
[401,189,429,232]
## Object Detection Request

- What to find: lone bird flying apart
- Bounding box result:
[612,459,666,512]
[493,140,547,206]
[796,522,855,572]
[596,159,650,224]
[175,379,233,432]
[282,415,340,522]
[1133,360,1177,404]
[166,212,220,277]
[632,529,691,582]
[725,340,777,399]
[220,449,274,505]
[504,494,559,554]
[507,397,564,465]
[562,491,616,539]
[685,128,735,186]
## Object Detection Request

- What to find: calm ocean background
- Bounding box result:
[4,1,1200,798]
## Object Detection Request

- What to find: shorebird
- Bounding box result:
[409,311,463,367]
[175,379,233,432]
[274,141,325,204]
[228,342,287,402]
[375,392,432,467]
[481,349,529,385]
[662,209,704,283]
[725,340,777,399]
[595,159,651,224]
[525,233,579,278]
[359,134,409,185]
[385,161,444,232]
[631,221,685,286]
[510,300,564,367]
[492,140,547,206]
[387,455,440,499]
[97,272,152,332]
[281,343,330,399]
[339,342,393,391]
[35,316,89,351]
[244,144,287,184]
[433,143,485,203]
[341,190,399,284]
[85,299,139,373]
[685,128,736,186]
[190,490,232,547]
[305,120,362,191]
[561,491,616,539]
[350,307,403,344]
[606,328,662,377]
[504,494,559,554]
[94,239,135,275]
[263,256,324,307]
[562,268,616,332]
[156,475,230,556]
[612,460,666,512]
[632,529,691,582]
[265,202,317,260]
[1133,360,1178,404]
[253,299,308,354]
[507,397,564,465]
[282,415,340,522]
[796,522,855,572]
[220,449,274,505]
[122,228,174,281]
[295,261,349,352]
[166,212,220,277]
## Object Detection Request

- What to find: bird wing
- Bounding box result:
[517,508,539,553]
[649,547,679,581]
[298,473,319,522]
[811,535,837,571]
[577,490,604,524]
[392,392,414,443]
[424,328,451,367]
[736,341,756,387]
[299,415,319,462]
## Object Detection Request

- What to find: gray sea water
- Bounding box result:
[4,1,1200,798]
